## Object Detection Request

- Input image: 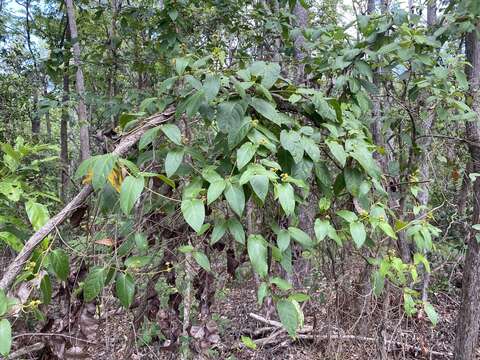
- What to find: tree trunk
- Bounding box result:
[65,0,90,162]
[427,0,436,27]
[60,70,70,202]
[292,1,307,82]
[454,21,480,360]
[43,80,52,141]
[31,89,40,141]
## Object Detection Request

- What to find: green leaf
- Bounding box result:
[247,234,268,278]
[165,149,184,177]
[326,140,346,167]
[280,130,304,162]
[289,293,310,302]
[314,219,330,242]
[257,282,268,305]
[225,183,245,217]
[40,274,52,305]
[250,175,269,202]
[211,220,227,244]
[120,176,144,215]
[25,201,49,231]
[83,267,106,302]
[313,93,336,121]
[139,127,160,150]
[0,232,23,252]
[303,137,320,162]
[228,218,245,244]
[276,299,299,337]
[350,221,366,248]
[0,290,6,317]
[336,210,358,223]
[241,335,257,350]
[185,90,205,118]
[175,57,189,75]
[49,249,69,281]
[125,255,152,268]
[181,198,205,232]
[207,180,226,205]
[193,251,211,272]
[277,229,290,252]
[270,277,292,291]
[276,183,295,216]
[203,74,220,101]
[250,97,281,125]
[0,319,12,356]
[217,101,245,134]
[249,61,280,89]
[424,302,439,326]
[237,142,257,169]
[288,227,313,248]
[379,221,397,239]
[160,124,182,145]
[116,273,135,308]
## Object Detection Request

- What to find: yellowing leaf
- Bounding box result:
[107,168,124,193]
[82,169,93,185]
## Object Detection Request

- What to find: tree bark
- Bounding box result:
[31,89,40,141]
[454,21,480,360]
[292,1,307,82]
[65,0,90,162]
[60,70,70,202]
[427,0,436,27]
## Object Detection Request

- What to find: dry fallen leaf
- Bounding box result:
[95,238,114,246]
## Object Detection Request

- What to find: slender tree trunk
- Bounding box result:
[60,70,70,202]
[31,89,40,141]
[458,161,472,217]
[292,1,307,82]
[44,79,52,141]
[454,21,480,360]
[427,0,436,27]
[65,0,90,162]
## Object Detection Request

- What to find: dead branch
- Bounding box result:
[247,313,453,358]
[0,342,44,359]
[0,107,175,291]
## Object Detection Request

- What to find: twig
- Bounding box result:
[0,342,44,359]
[12,332,96,344]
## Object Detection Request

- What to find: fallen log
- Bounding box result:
[0,108,175,291]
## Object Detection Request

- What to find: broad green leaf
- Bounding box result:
[288,227,313,248]
[276,299,299,337]
[336,210,358,223]
[40,274,52,305]
[217,101,245,134]
[257,282,268,305]
[181,198,205,232]
[0,232,23,252]
[120,176,144,215]
[91,154,118,190]
[314,219,329,242]
[247,234,268,278]
[125,255,152,268]
[277,230,290,252]
[280,130,304,162]
[276,183,295,216]
[289,293,310,302]
[139,127,160,150]
[270,277,292,291]
[249,61,280,89]
[237,142,257,169]
[165,149,184,177]
[50,249,69,281]
[250,175,269,202]
[326,140,346,167]
[241,335,257,350]
[207,180,226,205]
[378,221,397,239]
[0,319,11,356]
[185,90,205,118]
[0,178,22,202]
[175,57,189,75]
[350,221,366,248]
[83,267,106,302]
[313,93,336,121]
[116,273,135,308]
[0,290,6,316]
[424,302,439,326]
[25,201,49,231]
[225,183,245,217]
[250,97,281,125]
[228,218,245,244]
[203,74,220,101]
[160,124,182,145]
[303,137,320,162]
[193,251,211,272]
[211,220,227,244]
